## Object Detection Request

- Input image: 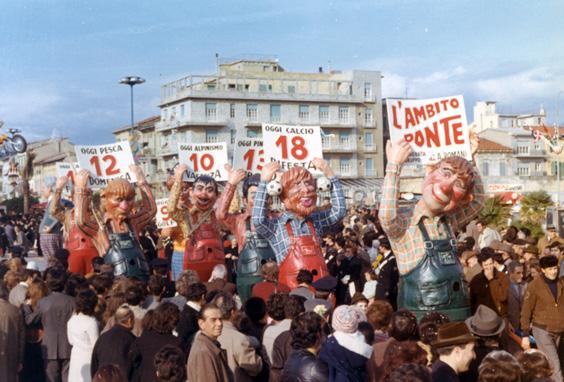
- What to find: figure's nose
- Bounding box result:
[439,177,456,194]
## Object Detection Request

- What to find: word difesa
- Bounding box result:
[390,97,464,148]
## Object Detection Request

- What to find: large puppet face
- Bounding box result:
[421,157,474,216]
[281,167,317,218]
[190,177,218,211]
[102,179,136,219]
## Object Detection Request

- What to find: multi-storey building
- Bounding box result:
[471,101,546,133]
[116,56,384,203]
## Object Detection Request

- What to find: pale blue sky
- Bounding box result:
[1,0,563,144]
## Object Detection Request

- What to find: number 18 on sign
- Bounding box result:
[75,141,136,189]
[262,123,323,171]
[177,142,228,181]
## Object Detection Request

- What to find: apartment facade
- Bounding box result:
[148,57,383,203]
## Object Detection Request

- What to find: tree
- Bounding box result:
[519,190,553,226]
[479,195,511,230]
[21,152,35,214]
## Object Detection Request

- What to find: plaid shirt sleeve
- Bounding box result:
[378,163,410,239]
[312,177,347,234]
[451,165,486,230]
[251,181,277,240]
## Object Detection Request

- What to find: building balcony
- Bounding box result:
[513,149,547,157]
[365,168,377,177]
[156,118,227,132]
[338,166,359,178]
[322,137,358,152]
[363,144,377,152]
[159,75,365,105]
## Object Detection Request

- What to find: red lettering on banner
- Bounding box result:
[391,105,402,129]
[402,115,465,148]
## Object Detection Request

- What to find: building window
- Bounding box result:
[171,106,177,120]
[517,145,529,154]
[339,106,349,124]
[247,129,258,138]
[180,104,185,118]
[270,104,281,122]
[230,130,236,144]
[259,84,272,92]
[288,85,296,94]
[205,103,217,121]
[207,84,216,90]
[299,105,310,122]
[339,131,350,147]
[365,108,373,126]
[246,104,258,121]
[482,162,489,176]
[163,108,169,121]
[366,158,374,176]
[500,162,506,176]
[340,157,351,175]
[364,82,372,99]
[319,106,329,123]
[364,132,374,150]
[206,130,218,143]
[230,104,235,118]
[517,166,529,176]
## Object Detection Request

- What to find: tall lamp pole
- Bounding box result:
[119,76,145,132]
[557,91,563,207]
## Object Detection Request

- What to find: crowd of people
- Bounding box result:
[1,154,564,382]
[1,205,562,382]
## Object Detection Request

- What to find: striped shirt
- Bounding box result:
[378,163,485,275]
[252,178,346,264]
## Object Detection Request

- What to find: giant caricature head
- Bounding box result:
[421,156,475,216]
[243,173,269,211]
[280,167,317,218]
[190,175,218,211]
[101,178,136,218]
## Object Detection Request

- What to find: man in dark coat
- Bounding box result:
[25,266,75,382]
[0,281,25,382]
[374,237,399,310]
[176,282,206,353]
[469,248,509,317]
[91,305,136,378]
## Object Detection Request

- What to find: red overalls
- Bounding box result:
[184,215,225,282]
[67,214,99,275]
[279,221,329,290]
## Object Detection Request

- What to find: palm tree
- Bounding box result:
[519,190,553,226]
[479,195,511,230]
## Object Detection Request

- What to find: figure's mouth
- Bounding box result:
[300,197,314,208]
[196,197,210,206]
[431,186,449,205]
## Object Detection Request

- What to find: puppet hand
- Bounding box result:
[386,139,412,166]
[75,170,91,189]
[225,164,247,186]
[129,164,146,184]
[55,176,68,191]
[174,164,188,182]
[312,157,335,178]
[261,162,280,182]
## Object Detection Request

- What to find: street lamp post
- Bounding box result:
[557,91,563,206]
[119,76,145,132]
